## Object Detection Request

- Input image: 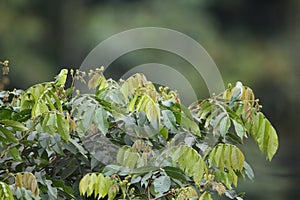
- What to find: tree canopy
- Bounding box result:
[0,66,278,199]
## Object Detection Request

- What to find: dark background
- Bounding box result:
[0,0,299,199]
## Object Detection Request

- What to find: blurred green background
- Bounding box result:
[0,0,299,199]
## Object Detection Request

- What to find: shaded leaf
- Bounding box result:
[153,176,171,197]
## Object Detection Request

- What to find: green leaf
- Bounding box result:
[50,91,63,112]
[0,181,14,200]
[153,176,171,197]
[233,120,247,140]
[128,95,138,112]
[199,191,213,200]
[79,174,89,196]
[69,138,87,155]
[209,144,244,171]
[117,146,139,169]
[32,100,49,117]
[0,119,28,131]
[159,127,168,140]
[94,173,113,199]
[0,109,14,120]
[45,180,58,199]
[219,115,231,137]
[56,113,70,141]
[230,145,245,171]
[267,124,278,161]
[244,161,255,180]
[95,107,109,134]
[108,184,119,200]
[251,112,279,160]
[130,166,160,175]
[136,94,160,122]
[8,147,22,161]
[180,115,201,136]
[163,166,188,182]
[42,112,57,134]
[0,126,17,143]
[12,109,31,122]
[162,110,177,132]
[172,145,206,183]
[52,179,75,197]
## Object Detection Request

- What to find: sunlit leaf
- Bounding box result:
[0,181,13,200]
[251,112,279,160]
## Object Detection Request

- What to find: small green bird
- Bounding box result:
[229,81,243,105]
[54,69,68,87]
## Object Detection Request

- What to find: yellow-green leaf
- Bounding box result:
[199,191,213,200]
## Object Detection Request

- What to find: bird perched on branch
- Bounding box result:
[54,69,68,87]
[229,81,243,105]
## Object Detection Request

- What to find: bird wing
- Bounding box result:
[229,86,242,105]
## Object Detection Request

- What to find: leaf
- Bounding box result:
[45,112,57,134]
[79,174,89,196]
[0,126,17,143]
[22,172,39,197]
[56,113,70,141]
[153,176,171,197]
[230,145,244,171]
[45,179,58,199]
[162,110,177,132]
[128,95,138,112]
[0,119,28,131]
[120,73,148,99]
[212,112,226,135]
[69,138,87,155]
[95,107,109,134]
[81,104,96,130]
[88,72,108,90]
[267,124,278,161]
[0,109,14,120]
[251,112,279,160]
[219,116,231,137]
[171,145,206,183]
[8,147,22,161]
[12,109,31,122]
[15,173,23,188]
[159,127,168,140]
[0,181,13,200]
[244,161,255,180]
[32,100,49,117]
[209,144,244,171]
[117,146,139,169]
[136,94,160,122]
[199,191,213,200]
[214,169,238,189]
[163,166,188,182]
[180,115,201,136]
[233,120,246,140]
[130,166,160,175]
[52,179,75,197]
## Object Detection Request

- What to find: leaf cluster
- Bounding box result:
[0,68,278,199]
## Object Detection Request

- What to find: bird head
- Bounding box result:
[236,81,243,87]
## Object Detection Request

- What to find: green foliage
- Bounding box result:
[0,68,279,199]
[0,181,13,200]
